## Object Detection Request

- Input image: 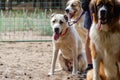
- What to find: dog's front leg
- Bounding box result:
[72,48,78,75]
[92,57,101,80]
[48,44,59,76]
[90,42,101,80]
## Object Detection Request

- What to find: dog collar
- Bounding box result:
[60,27,69,37]
[68,10,85,26]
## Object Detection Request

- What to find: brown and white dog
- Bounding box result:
[88,0,120,80]
[65,0,87,44]
[48,13,87,76]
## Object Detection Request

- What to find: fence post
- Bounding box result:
[0,0,6,10]
[33,0,36,8]
[8,0,12,10]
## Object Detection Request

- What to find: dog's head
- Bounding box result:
[91,0,120,24]
[65,0,81,18]
[50,13,68,40]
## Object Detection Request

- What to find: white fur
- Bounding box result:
[48,14,87,76]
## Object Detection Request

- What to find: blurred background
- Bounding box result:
[0,0,68,42]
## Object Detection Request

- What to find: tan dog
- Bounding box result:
[65,0,87,44]
[88,0,120,80]
[48,13,87,76]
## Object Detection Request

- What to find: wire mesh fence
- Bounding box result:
[0,0,67,42]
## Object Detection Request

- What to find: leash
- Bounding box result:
[68,10,85,26]
[68,6,93,27]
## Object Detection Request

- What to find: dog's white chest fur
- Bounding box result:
[90,23,120,55]
[56,26,82,59]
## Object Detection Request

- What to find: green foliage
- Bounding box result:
[0,9,53,36]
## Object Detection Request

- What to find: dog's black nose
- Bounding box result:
[65,9,69,13]
[54,28,59,33]
[100,10,106,16]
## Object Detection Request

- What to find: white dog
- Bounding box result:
[48,13,87,76]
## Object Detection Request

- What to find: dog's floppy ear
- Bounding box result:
[90,0,98,23]
[64,15,68,22]
[51,13,56,18]
[77,0,81,7]
[90,0,97,14]
[114,0,120,17]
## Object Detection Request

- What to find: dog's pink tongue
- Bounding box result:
[98,20,101,31]
[68,13,73,19]
[68,14,71,19]
[54,33,60,40]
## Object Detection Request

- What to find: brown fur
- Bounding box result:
[87,41,107,80]
[87,63,107,80]
[87,0,120,80]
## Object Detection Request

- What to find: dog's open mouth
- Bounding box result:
[100,18,107,24]
[67,11,76,19]
[53,32,62,41]
[54,33,60,40]
[98,18,107,30]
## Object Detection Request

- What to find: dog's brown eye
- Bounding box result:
[106,3,113,9]
[97,3,103,7]
[72,3,77,7]
[52,20,56,23]
[59,20,63,24]
[97,2,103,10]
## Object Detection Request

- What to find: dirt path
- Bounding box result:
[0,42,86,80]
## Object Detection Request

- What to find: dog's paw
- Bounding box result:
[72,69,80,75]
[93,76,101,80]
[72,71,78,75]
[55,68,63,72]
[48,72,54,77]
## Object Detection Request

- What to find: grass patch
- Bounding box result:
[0,9,54,36]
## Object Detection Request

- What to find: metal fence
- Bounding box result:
[0,1,67,42]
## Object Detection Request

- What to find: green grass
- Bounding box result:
[0,9,53,36]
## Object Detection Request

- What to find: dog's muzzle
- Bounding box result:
[100,10,107,20]
[53,27,62,41]
[54,27,59,34]
[65,9,69,13]
[99,7,108,24]
[65,7,76,19]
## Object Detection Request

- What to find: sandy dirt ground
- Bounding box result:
[0,42,86,80]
